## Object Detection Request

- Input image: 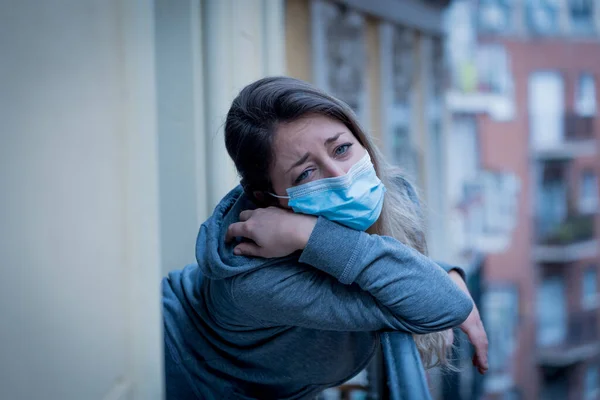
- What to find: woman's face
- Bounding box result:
[269,114,367,208]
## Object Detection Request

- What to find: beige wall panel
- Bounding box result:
[285,0,312,82]
[366,16,383,146]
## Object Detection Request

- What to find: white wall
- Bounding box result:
[152,0,286,277]
[154,0,207,275]
[0,1,163,399]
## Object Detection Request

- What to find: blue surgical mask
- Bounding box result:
[270,152,386,231]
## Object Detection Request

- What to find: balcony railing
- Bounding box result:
[539,215,594,246]
[533,214,597,263]
[565,114,595,141]
[538,310,600,367]
[531,114,596,159]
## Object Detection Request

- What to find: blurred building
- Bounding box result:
[446,1,600,399]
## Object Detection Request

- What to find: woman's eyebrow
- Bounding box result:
[285,152,310,174]
[324,132,345,145]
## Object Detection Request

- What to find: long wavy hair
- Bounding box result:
[224,76,453,368]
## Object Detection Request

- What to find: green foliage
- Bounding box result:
[542,215,595,245]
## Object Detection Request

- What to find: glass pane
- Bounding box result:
[315,2,366,120]
[528,72,565,150]
[479,0,511,32]
[570,0,595,35]
[575,74,597,116]
[582,267,598,308]
[477,45,511,94]
[482,287,519,372]
[579,170,599,214]
[585,365,599,399]
[537,277,567,346]
[526,0,559,35]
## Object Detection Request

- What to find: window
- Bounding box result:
[537,276,567,347]
[579,170,599,214]
[312,1,367,122]
[582,266,598,309]
[380,23,419,180]
[536,161,568,238]
[392,125,418,180]
[570,0,595,35]
[476,45,512,94]
[482,287,518,394]
[482,288,518,371]
[575,74,597,117]
[481,172,520,235]
[585,365,599,400]
[528,72,565,151]
[526,0,559,35]
[479,0,512,33]
[448,118,481,250]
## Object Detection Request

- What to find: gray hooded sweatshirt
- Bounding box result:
[162,186,473,399]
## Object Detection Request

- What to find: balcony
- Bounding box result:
[537,310,600,367]
[446,90,514,121]
[565,114,595,141]
[532,114,596,160]
[446,45,514,121]
[533,215,597,263]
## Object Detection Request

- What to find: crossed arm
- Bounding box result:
[226,206,489,374]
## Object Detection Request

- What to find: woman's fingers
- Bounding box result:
[226,221,251,242]
[225,211,256,242]
[473,353,488,374]
[233,242,262,257]
[461,309,489,375]
[475,354,488,375]
[466,324,489,374]
[239,210,254,221]
[476,325,489,370]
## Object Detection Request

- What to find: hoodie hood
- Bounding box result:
[195,185,294,280]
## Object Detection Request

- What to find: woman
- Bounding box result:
[163,77,488,399]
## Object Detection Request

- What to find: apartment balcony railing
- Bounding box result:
[565,114,595,141]
[533,114,596,160]
[533,215,597,263]
[537,310,600,367]
[446,90,514,121]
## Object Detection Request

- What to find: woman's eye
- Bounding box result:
[295,169,312,184]
[334,143,352,157]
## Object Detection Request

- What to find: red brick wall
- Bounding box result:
[477,39,600,400]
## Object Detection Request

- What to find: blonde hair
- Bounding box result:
[365,142,454,369]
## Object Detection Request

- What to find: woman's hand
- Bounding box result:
[225,207,318,258]
[448,270,489,375]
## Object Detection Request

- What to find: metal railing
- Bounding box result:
[536,214,595,246]
[564,309,598,347]
[538,309,599,366]
[565,114,595,141]
[539,310,598,349]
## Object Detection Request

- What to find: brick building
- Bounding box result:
[446,1,600,399]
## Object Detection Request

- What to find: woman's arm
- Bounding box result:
[227,210,473,333]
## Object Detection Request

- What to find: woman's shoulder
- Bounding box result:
[387,171,420,204]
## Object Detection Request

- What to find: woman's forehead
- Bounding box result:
[274,115,349,149]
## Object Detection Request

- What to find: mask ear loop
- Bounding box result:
[268,192,290,199]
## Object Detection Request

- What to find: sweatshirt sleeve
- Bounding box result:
[232,217,473,333]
